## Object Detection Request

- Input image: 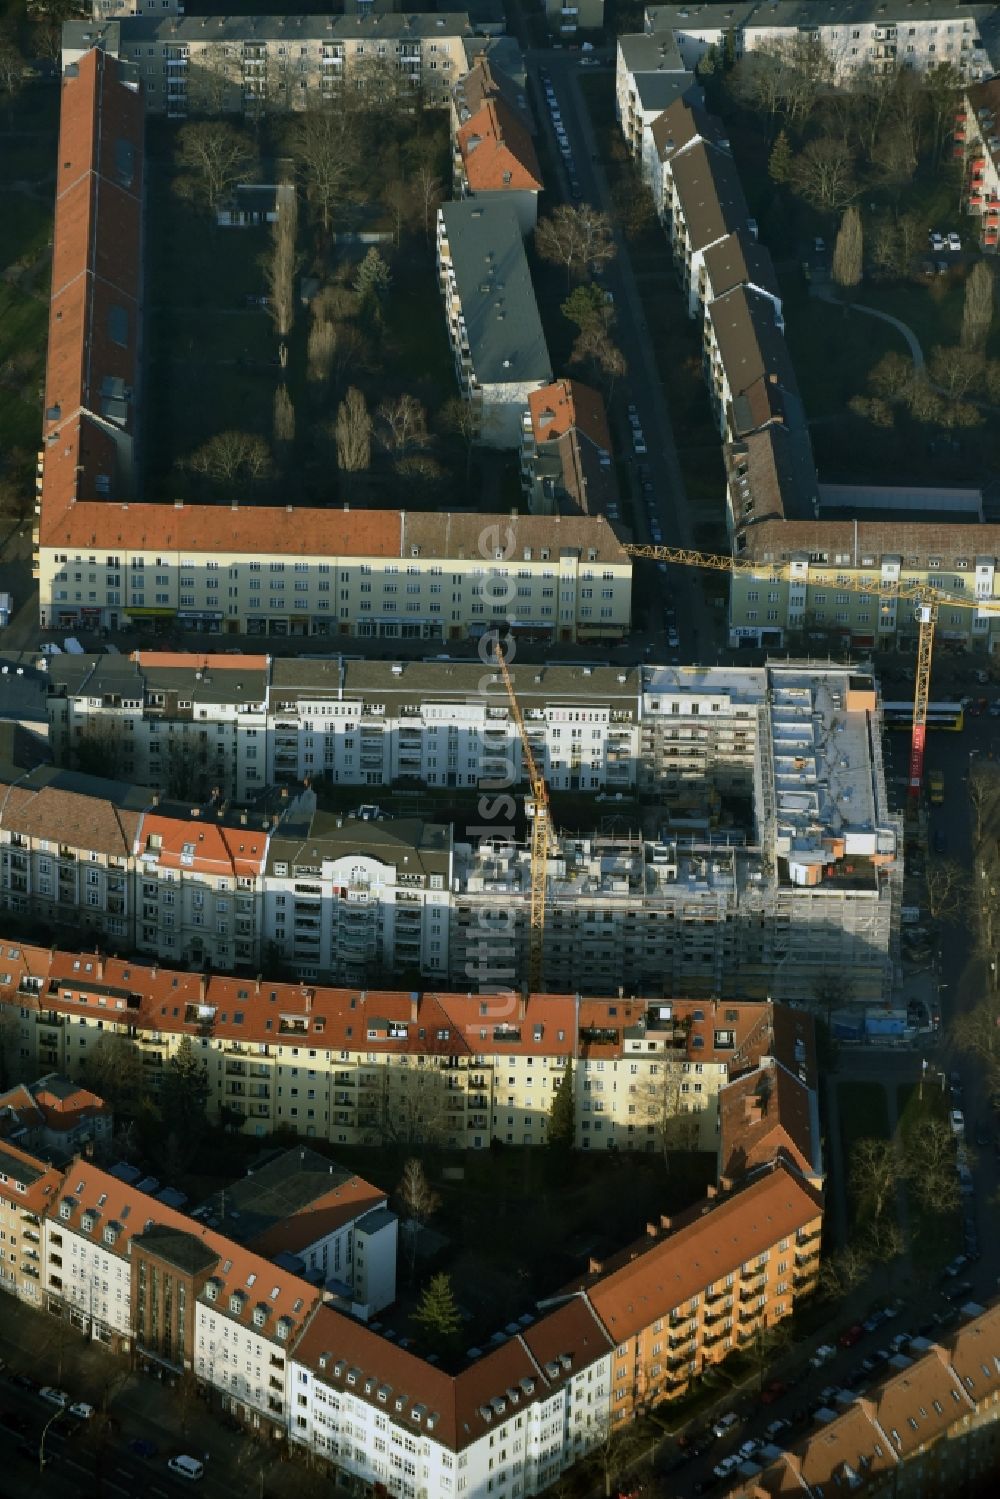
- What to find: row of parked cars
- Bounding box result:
[540,72,582,201]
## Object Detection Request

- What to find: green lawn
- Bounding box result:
[837,1079,891,1164]
[897,1081,963,1275]
[781,277,906,419]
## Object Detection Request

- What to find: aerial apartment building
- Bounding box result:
[37,51,627,643]
[959,77,1000,253]
[437,200,553,448]
[34,659,900,998]
[642,2,999,82]
[452,93,543,235]
[520,380,620,520]
[614,29,697,166]
[621,47,1000,656]
[725,1302,1000,1498]
[63,12,476,114]
[0,939,819,1168]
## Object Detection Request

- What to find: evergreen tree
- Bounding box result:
[768,130,792,185]
[547,1058,575,1150]
[722,28,737,70]
[160,1035,210,1149]
[413,1273,462,1351]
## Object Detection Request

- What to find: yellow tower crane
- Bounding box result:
[493,638,553,992]
[625,543,998,804]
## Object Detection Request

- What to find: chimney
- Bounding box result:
[706,1183,718,1199]
[588,1255,604,1274]
[646,1222,659,1239]
[304,988,314,1015]
[660,1213,672,1231]
[256,975,262,995]
[719,1174,733,1193]
[410,993,419,1023]
[199,973,208,1001]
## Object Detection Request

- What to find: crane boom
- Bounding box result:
[624,542,999,803]
[493,639,551,992]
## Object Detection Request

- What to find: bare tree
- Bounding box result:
[307,317,337,386]
[869,350,917,401]
[0,40,24,125]
[962,260,994,350]
[535,204,616,287]
[377,394,429,456]
[186,430,273,486]
[832,205,863,292]
[849,1137,899,1223]
[570,325,627,401]
[788,136,858,212]
[273,386,295,447]
[365,1065,450,1148]
[440,395,478,479]
[183,42,242,114]
[633,1058,699,1172]
[817,1242,869,1301]
[952,995,1000,1092]
[415,164,444,240]
[175,121,256,213]
[395,1157,441,1276]
[291,107,359,235]
[929,344,984,403]
[969,763,1000,847]
[905,1118,961,1215]
[335,387,372,479]
[265,188,298,341]
[924,857,969,922]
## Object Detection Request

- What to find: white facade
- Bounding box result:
[45,1197,132,1347]
[195,1290,294,1431]
[288,1344,614,1498]
[646,3,995,83]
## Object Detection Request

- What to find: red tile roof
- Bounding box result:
[249,1178,387,1259]
[579,1165,822,1343]
[41,48,143,526]
[292,1294,613,1453]
[458,98,542,193]
[52,1159,318,1341]
[528,379,612,452]
[139,813,267,879]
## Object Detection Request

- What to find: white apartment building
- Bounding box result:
[961,79,1000,253]
[263,813,454,986]
[288,1297,615,1498]
[642,2,997,83]
[63,13,476,115]
[91,0,182,19]
[0,1141,62,1308]
[36,508,630,645]
[614,30,695,166]
[437,201,552,449]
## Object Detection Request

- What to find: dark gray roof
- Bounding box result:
[133,1223,219,1276]
[619,30,684,73]
[633,72,698,113]
[197,1146,358,1246]
[439,201,551,386]
[702,227,780,305]
[2,763,154,813]
[726,424,819,533]
[644,1,993,32]
[0,1143,44,1187]
[708,285,800,411]
[66,11,473,47]
[649,97,728,161]
[271,657,642,710]
[266,814,452,878]
[668,139,749,253]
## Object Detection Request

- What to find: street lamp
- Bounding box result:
[39,1405,64,1471]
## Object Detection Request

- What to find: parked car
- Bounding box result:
[950,1109,966,1137]
[811,1342,837,1366]
[943,1254,968,1278]
[69,1401,95,1420]
[760,1380,787,1405]
[167,1455,205,1482]
[948,232,962,250]
[39,1387,69,1408]
[712,1412,740,1438]
[667,628,680,648]
[128,1438,160,1459]
[7,1373,37,1392]
[712,1455,741,1479]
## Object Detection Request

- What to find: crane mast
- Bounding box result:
[625,543,996,805]
[493,639,552,992]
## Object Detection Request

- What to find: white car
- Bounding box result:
[39,1387,69,1407]
[948,232,962,251]
[809,1343,836,1368]
[713,1455,741,1478]
[70,1401,95,1420]
[928,230,944,247]
[667,628,680,647]
[167,1456,205,1482]
[950,1109,965,1136]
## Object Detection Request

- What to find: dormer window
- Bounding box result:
[81,1212,95,1233]
[205,1282,218,1302]
[229,1293,245,1315]
[253,1306,267,1328]
[59,1201,72,1221]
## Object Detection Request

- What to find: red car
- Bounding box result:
[968,698,988,716]
[760,1379,788,1405]
[839,1324,863,1348]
